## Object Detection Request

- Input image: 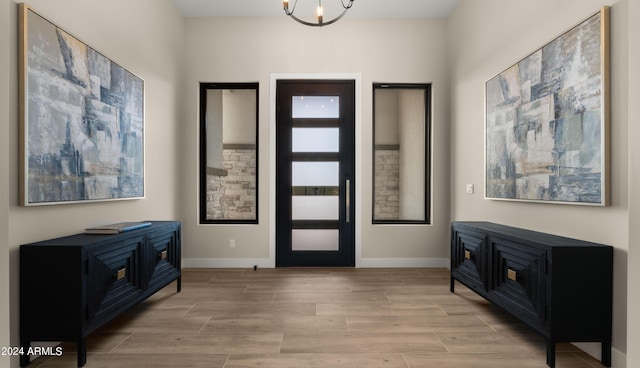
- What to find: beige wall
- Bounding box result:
[1,0,10,366]
[4,0,184,366]
[448,0,631,366]
[627,0,640,366]
[180,17,451,267]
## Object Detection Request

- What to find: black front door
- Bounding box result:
[276,80,355,267]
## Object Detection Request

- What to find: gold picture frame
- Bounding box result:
[485,7,610,205]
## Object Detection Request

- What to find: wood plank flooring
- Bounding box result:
[32,268,606,367]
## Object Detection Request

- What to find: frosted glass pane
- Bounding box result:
[292,162,339,186]
[292,128,339,152]
[292,230,339,251]
[292,96,339,118]
[292,196,339,220]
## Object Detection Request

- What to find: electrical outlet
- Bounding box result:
[229,239,236,248]
[466,184,474,194]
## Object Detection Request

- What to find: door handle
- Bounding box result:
[346,179,350,223]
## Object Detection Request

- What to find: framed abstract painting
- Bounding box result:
[19,3,144,206]
[485,7,610,205]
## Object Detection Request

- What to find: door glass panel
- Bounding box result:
[292,229,340,251]
[292,195,339,220]
[292,162,339,186]
[292,128,339,152]
[292,96,340,118]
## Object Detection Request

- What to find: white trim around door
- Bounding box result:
[269,73,362,268]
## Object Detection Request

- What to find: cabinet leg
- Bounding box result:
[77,338,86,367]
[450,277,455,293]
[601,341,612,367]
[20,340,30,367]
[546,340,555,368]
[177,277,181,293]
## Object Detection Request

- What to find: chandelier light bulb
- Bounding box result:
[317,4,324,24]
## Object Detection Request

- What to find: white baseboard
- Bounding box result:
[182,258,449,269]
[611,346,626,368]
[182,258,272,269]
[356,258,449,268]
[573,343,625,368]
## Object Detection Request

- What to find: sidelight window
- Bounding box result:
[372,83,431,224]
[199,83,258,224]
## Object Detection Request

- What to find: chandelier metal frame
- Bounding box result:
[283,0,355,27]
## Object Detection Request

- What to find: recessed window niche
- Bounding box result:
[199,83,258,224]
[373,83,431,224]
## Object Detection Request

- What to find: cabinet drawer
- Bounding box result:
[451,227,487,293]
[142,227,181,290]
[488,236,547,327]
[87,236,145,328]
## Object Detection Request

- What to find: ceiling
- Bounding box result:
[171,0,461,19]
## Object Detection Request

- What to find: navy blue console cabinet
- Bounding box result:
[450,221,613,368]
[20,221,181,367]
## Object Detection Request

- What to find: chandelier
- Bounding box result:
[283,0,354,27]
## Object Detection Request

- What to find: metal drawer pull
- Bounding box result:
[464,250,471,260]
[160,250,167,260]
[507,268,517,281]
[115,268,126,281]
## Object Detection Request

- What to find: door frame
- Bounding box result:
[269,73,362,267]
[275,79,355,267]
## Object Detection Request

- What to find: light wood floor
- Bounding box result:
[32,268,606,367]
